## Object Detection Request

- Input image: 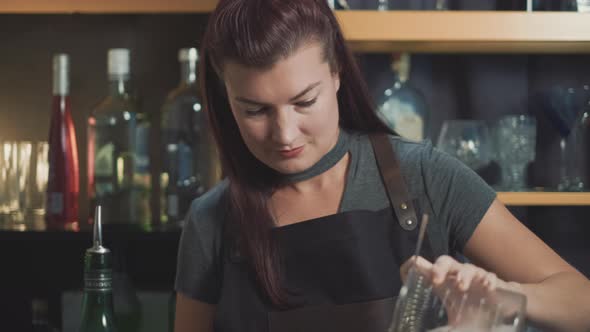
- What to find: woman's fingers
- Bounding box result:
[431,255,459,284]
[400,255,433,282]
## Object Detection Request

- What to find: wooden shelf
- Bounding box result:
[0,0,218,14]
[498,192,590,206]
[1,2,590,54]
[336,11,590,53]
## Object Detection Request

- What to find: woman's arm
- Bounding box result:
[464,199,590,332]
[175,292,216,332]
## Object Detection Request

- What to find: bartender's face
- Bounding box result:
[224,41,341,174]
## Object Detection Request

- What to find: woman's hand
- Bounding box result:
[399,255,525,327]
[400,255,522,294]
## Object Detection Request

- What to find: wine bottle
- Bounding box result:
[88,49,151,230]
[160,48,220,227]
[46,53,79,231]
[79,206,117,332]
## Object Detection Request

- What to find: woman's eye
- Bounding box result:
[296,98,317,108]
[245,107,267,116]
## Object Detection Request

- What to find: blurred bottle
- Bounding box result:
[112,249,141,332]
[160,48,220,228]
[79,206,117,332]
[32,298,58,332]
[88,49,151,230]
[46,54,79,231]
[377,53,429,142]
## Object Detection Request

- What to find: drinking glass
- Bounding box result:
[0,142,19,228]
[24,142,49,231]
[390,265,527,332]
[436,120,492,171]
[493,115,537,192]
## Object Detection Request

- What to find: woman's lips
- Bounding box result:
[278,145,304,158]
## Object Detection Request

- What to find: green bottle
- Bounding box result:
[79,206,118,332]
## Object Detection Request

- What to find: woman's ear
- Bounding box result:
[332,72,341,93]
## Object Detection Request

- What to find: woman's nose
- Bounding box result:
[271,107,298,145]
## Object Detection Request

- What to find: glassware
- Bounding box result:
[0,141,20,228]
[391,267,527,332]
[493,115,537,192]
[25,142,50,231]
[578,0,590,11]
[436,120,492,171]
[544,85,589,191]
[160,48,221,228]
[88,48,151,230]
[378,53,429,142]
[46,53,79,231]
[390,215,527,332]
[376,0,448,10]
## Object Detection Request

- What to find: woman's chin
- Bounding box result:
[271,160,313,175]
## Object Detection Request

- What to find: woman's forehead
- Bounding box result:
[223,43,331,98]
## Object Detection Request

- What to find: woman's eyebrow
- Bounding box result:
[234,81,321,106]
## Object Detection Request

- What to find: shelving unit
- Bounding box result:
[498,192,590,206]
[0,0,217,13]
[1,1,589,207]
[336,11,590,53]
[2,2,590,53]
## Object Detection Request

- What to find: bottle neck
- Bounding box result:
[180,61,197,85]
[108,74,131,96]
[53,70,69,97]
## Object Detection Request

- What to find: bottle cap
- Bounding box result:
[52,53,69,95]
[178,48,198,62]
[108,48,130,76]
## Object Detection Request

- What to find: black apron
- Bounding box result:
[214,134,436,332]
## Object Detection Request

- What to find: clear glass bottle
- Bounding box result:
[377,53,429,142]
[88,49,151,230]
[160,48,220,227]
[46,53,79,231]
[79,206,117,332]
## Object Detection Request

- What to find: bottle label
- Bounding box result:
[84,270,113,292]
[48,192,64,214]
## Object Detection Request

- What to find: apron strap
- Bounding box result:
[369,133,418,231]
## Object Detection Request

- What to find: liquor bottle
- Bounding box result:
[79,206,117,332]
[46,53,79,231]
[160,48,220,227]
[31,298,57,332]
[377,53,429,142]
[88,49,151,230]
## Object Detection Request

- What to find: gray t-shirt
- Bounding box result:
[175,132,497,304]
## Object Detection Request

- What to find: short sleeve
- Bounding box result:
[420,141,497,253]
[174,181,227,304]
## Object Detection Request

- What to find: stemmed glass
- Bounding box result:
[436,120,492,172]
[493,115,537,192]
[544,85,590,191]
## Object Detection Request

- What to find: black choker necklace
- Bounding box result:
[281,129,350,183]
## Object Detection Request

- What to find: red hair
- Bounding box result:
[200,0,392,307]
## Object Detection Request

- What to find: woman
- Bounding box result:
[174,0,590,331]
